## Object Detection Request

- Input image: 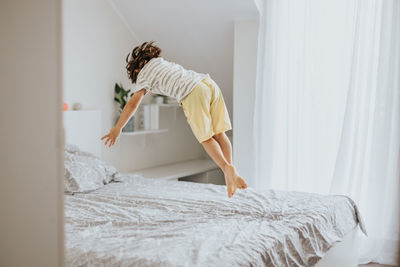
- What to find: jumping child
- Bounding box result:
[101,41,247,198]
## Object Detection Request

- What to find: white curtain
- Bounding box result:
[253,0,400,264]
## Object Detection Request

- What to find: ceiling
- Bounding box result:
[109,0,259,115]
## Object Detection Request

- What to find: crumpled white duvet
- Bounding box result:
[65,175,366,267]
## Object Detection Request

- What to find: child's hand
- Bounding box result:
[101,127,121,147]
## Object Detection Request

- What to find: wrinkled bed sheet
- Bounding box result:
[65,175,366,267]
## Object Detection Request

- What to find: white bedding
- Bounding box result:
[65,175,366,267]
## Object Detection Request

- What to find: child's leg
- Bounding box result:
[201,137,229,170]
[212,132,247,190]
[213,132,232,164]
[202,136,247,198]
[201,137,237,197]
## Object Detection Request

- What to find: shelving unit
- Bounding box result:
[119,102,178,142]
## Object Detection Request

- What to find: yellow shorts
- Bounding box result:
[181,76,232,143]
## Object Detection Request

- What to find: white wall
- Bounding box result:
[63,0,135,143]
[0,0,63,266]
[63,0,206,172]
[233,20,259,185]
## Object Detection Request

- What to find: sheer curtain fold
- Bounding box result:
[330,1,400,263]
[253,0,399,264]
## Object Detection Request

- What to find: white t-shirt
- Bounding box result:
[133,57,209,104]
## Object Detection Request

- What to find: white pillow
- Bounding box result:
[64,144,120,193]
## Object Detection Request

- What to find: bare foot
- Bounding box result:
[236,176,248,189]
[223,164,247,198]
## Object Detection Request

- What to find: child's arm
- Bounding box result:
[101,89,146,147]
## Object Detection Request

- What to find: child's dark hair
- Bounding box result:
[126,41,162,84]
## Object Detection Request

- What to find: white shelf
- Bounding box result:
[121,129,168,136]
[130,159,218,181]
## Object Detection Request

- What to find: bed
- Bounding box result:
[64,148,366,267]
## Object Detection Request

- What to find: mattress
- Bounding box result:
[65,174,366,267]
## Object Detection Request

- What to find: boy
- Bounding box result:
[101,41,247,197]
